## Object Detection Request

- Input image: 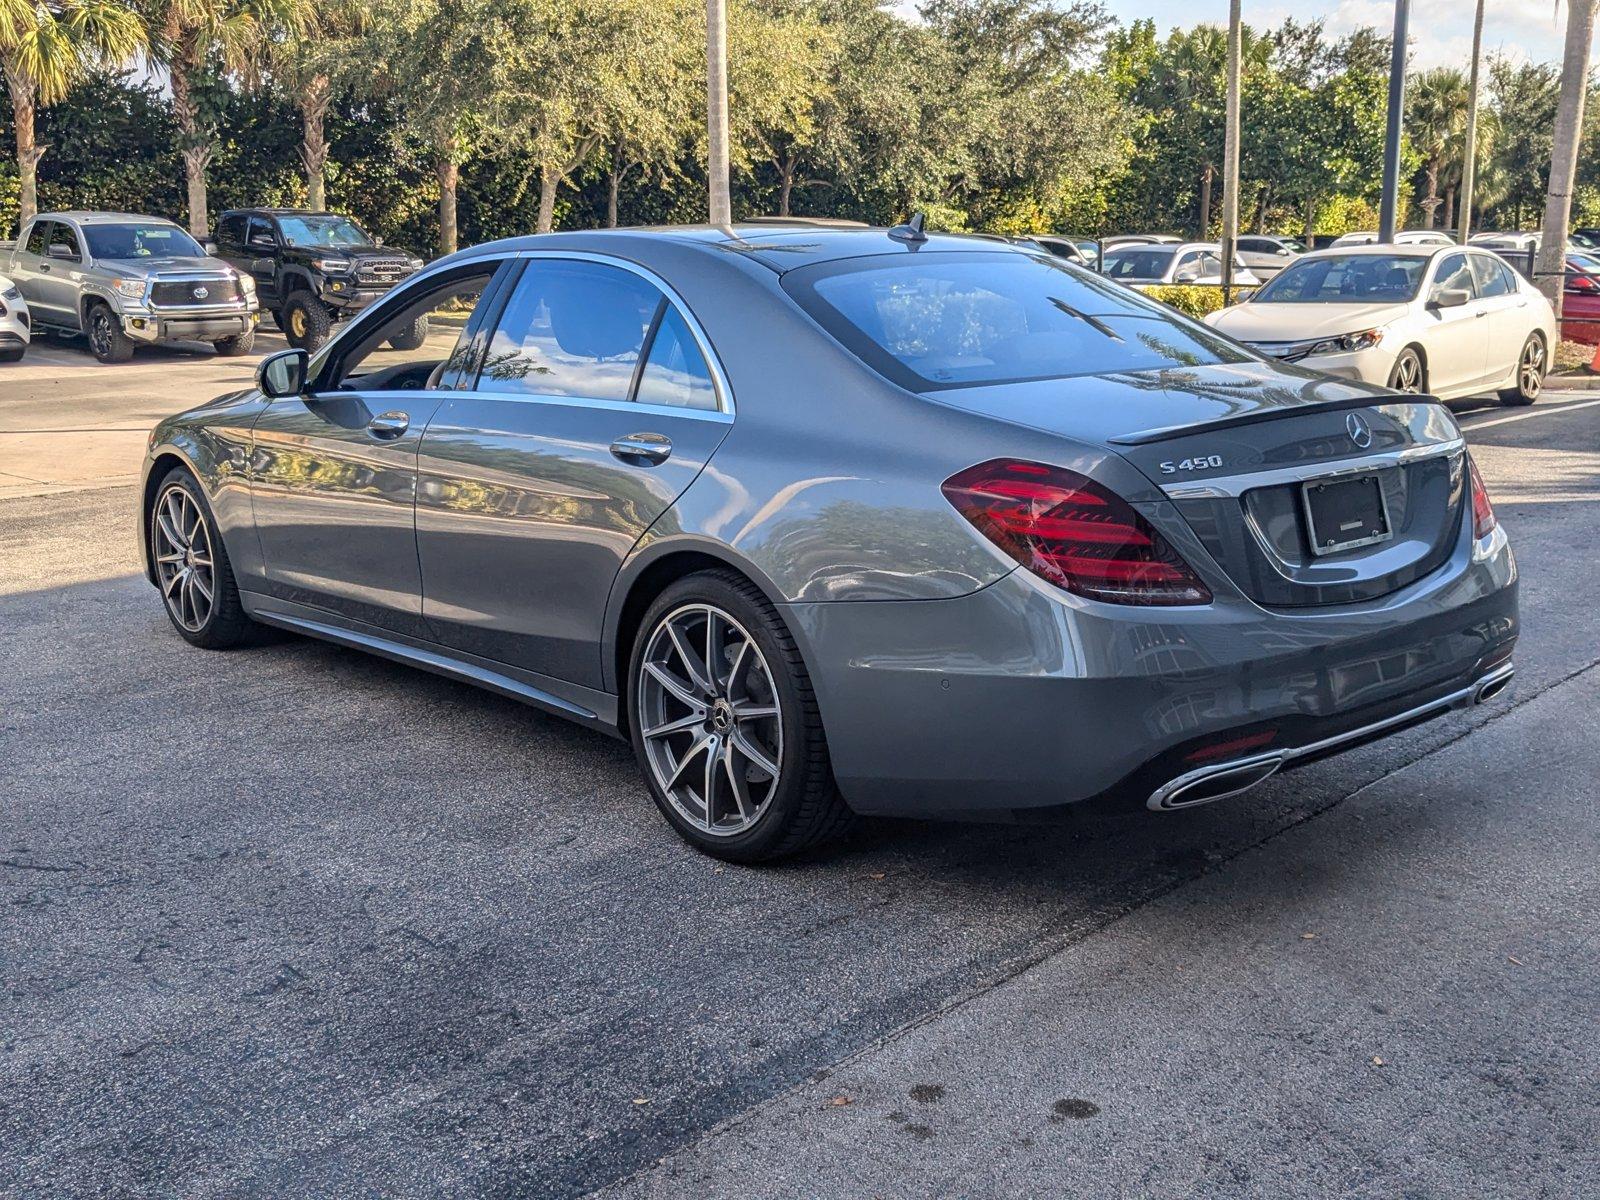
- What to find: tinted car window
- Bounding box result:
[1470,254,1515,297]
[24,222,51,256]
[785,252,1248,391]
[636,306,717,410]
[479,260,662,401]
[1101,247,1176,280]
[247,217,276,246]
[217,214,247,245]
[1253,254,1427,303]
[1430,253,1477,301]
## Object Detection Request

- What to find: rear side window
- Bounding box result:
[635,307,717,410]
[479,259,662,401]
[784,252,1248,391]
[217,214,247,246]
[25,222,51,256]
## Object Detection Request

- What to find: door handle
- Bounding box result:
[609,432,672,464]
[1475,309,1488,318]
[367,410,410,439]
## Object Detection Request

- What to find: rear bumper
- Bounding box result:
[785,521,1518,820]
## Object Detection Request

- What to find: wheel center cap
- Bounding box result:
[710,700,734,732]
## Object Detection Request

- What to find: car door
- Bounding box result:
[37,222,87,329]
[8,221,55,319]
[1469,252,1531,380]
[243,216,282,307]
[249,260,506,638]
[414,254,733,689]
[1419,252,1489,395]
[213,213,253,286]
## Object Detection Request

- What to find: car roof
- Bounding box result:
[449,223,1042,275]
[220,208,355,217]
[35,211,179,225]
[1297,243,1443,258]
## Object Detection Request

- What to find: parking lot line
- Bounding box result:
[1459,395,1600,431]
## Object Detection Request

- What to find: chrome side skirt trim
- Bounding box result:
[1148,660,1515,811]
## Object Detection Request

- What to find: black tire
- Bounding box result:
[626,570,854,863]
[282,291,332,351]
[387,315,429,351]
[1497,333,1545,407]
[213,326,256,356]
[1386,346,1425,393]
[86,301,135,363]
[0,347,22,363]
[149,466,259,649]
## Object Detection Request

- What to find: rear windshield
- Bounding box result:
[1252,254,1428,303]
[783,251,1248,391]
[83,223,204,260]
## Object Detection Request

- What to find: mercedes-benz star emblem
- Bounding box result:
[1346,411,1373,449]
[192,285,209,300]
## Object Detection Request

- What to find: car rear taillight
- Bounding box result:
[1468,456,1497,540]
[941,459,1212,606]
[1569,273,1600,293]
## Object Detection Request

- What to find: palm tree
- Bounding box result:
[260,0,365,210]
[1536,0,1599,312]
[144,0,311,238]
[0,0,145,229]
[1407,68,1468,229]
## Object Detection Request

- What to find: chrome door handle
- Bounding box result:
[1475,310,1488,318]
[609,433,672,464]
[367,410,410,439]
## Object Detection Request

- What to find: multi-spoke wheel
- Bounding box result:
[1387,346,1424,393]
[148,468,257,648]
[627,571,853,862]
[86,301,134,363]
[1498,334,1545,407]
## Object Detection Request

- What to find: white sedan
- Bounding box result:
[0,273,30,363]
[1101,241,1260,286]
[1204,244,1556,406]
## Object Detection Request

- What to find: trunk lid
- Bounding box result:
[927,362,1468,607]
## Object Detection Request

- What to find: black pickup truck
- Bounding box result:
[213,209,425,351]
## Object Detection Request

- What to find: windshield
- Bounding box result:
[277,215,373,248]
[1252,254,1427,303]
[1101,247,1177,280]
[1569,253,1600,273]
[784,251,1248,391]
[82,223,204,260]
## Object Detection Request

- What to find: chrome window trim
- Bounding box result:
[467,248,734,418]
[1161,437,1464,500]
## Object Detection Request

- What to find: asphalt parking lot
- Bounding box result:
[3,335,1598,1198]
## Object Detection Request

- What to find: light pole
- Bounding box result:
[1457,0,1485,241]
[1377,0,1410,243]
[1220,0,1242,303]
[706,0,732,227]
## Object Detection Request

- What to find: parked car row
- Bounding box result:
[0,208,424,364]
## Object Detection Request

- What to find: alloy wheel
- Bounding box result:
[1392,352,1422,392]
[1520,339,1544,399]
[637,603,783,837]
[152,485,216,633]
[290,308,308,340]
[89,309,113,359]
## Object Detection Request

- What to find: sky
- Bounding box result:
[892,1,1585,71]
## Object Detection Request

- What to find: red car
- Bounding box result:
[1561,252,1600,345]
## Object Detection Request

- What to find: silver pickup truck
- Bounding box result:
[5,211,260,363]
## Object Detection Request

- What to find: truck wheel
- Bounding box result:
[282,292,332,351]
[387,315,429,351]
[0,347,23,363]
[86,302,135,363]
[213,327,256,357]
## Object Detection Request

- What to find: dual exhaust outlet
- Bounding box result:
[1147,663,1515,812]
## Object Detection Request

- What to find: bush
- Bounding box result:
[1135,284,1256,318]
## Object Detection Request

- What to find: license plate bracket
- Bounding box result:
[1301,472,1392,556]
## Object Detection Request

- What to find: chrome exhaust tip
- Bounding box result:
[1474,667,1514,705]
[1148,752,1286,812]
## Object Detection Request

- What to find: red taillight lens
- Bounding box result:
[1468,456,1496,540]
[941,459,1212,605]
[1569,273,1600,293]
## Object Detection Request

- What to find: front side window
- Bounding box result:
[247,217,276,247]
[1430,254,1477,302]
[1253,254,1427,303]
[478,260,661,401]
[49,223,83,260]
[81,222,202,260]
[278,215,372,249]
[330,270,493,392]
[1470,254,1515,298]
[786,251,1248,391]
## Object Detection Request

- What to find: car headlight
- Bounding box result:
[236,272,256,296]
[114,279,146,299]
[315,258,351,274]
[1306,328,1385,356]
[406,257,424,270]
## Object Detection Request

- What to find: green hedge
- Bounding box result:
[1135,284,1256,318]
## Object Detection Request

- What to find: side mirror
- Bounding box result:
[203,240,219,255]
[1429,288,1471,310]
[258,348,309,398]
[248,234,275,251]
[374,236,385,247]
[1174,268,1201,284]
[47,244,79,261]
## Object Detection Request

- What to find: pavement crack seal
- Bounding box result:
[593,655,1600,1196]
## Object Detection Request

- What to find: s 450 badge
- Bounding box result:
[1159,454,1225,475]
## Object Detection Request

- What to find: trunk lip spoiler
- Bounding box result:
[1107,392,1447,446]
[1160,435,1464,501]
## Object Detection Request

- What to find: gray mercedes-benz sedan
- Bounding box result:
[139,222,1518,861]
